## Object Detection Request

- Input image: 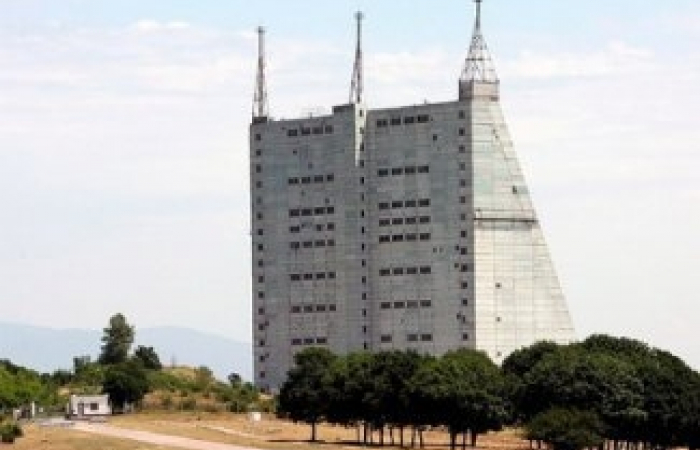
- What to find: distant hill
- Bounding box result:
[0,322,252,381]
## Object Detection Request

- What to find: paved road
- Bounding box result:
[73,422,264,450]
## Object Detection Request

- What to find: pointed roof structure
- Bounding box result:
[349,11,364,104]
[460,0,498,84]
[252,26,269,121]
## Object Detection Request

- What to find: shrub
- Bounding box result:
[527,408,604,450]
[0,422,23,443]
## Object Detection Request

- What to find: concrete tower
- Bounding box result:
[249,2,575,392]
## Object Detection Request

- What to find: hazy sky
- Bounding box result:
[1,1,698,367]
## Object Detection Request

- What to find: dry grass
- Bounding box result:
[13,414,531,450]
[9,423,169,450]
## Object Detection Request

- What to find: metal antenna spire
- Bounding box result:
[253,26,269,119]
[349,11,364,104]
[461,0,498,83]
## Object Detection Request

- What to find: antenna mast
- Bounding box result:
[349,11,364,104]
[461,0,498,84]
[253,26,269,119]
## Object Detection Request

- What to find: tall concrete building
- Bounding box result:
[250,2,575,391]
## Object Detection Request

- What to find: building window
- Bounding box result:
[405,200,417,208]
[407,333,418,342]
[459,128,465,136]
[391,201,403,209]
[394,301,405,309]
[406,267,418,274]
[255,133,262,141]
[379,235,390,243]
[462,298,469,306]
[392,168,403,176]
[380,302,391,309]
[417,166,430,174]
[381,335,392,343]
[461,282,469,289]
[379,269,391,276]
[420,300,432,308]
[458,110,465,119]
[378,202,389,210]
[421,334,433,342]
[462,333,470,341]
[419,266,432,274]
[418,199,431,207]
[419,233,431,241]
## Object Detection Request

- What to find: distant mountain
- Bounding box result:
[0,322,252,381]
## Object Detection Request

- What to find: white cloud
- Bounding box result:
[130,19,191,34]
[502,41,652,79]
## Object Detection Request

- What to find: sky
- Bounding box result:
[1,1,699,367]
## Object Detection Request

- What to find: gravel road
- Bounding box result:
[73,422,264,450]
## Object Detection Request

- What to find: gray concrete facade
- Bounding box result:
[249,11,575,392]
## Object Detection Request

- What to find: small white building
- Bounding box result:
[67,394,111,418]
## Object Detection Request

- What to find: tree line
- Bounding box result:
[0,313,264,416]
[277,335,700,450]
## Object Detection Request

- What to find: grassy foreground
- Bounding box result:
[12,413,530,450]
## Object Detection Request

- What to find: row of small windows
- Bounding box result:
[378,199,430,210]
[380,333,433,343]
[290,223,335,233]
[290,304,338,314]
[289,206,335,217]
[379,266,432,276]
[380,300,433,310]
[379,233,431,243]
[290,240,336,249]
[290,272,337,281]
[288,174,334,185]
[380,333,470,343]
[287,125,334,137]
[375,114,431,128]
[379,216,430,226]
[377,166,430,177]
[291,337,328,345]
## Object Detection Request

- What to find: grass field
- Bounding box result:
[11,413,530,450]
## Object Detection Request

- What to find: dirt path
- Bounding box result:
[73,422,264,450]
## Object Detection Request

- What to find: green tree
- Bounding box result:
[277,347,337,442]
[132,346,162,370]
[526,408,604,450]
[411,349,508,449]
[102,360,149,412]
[98,313,135,365]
